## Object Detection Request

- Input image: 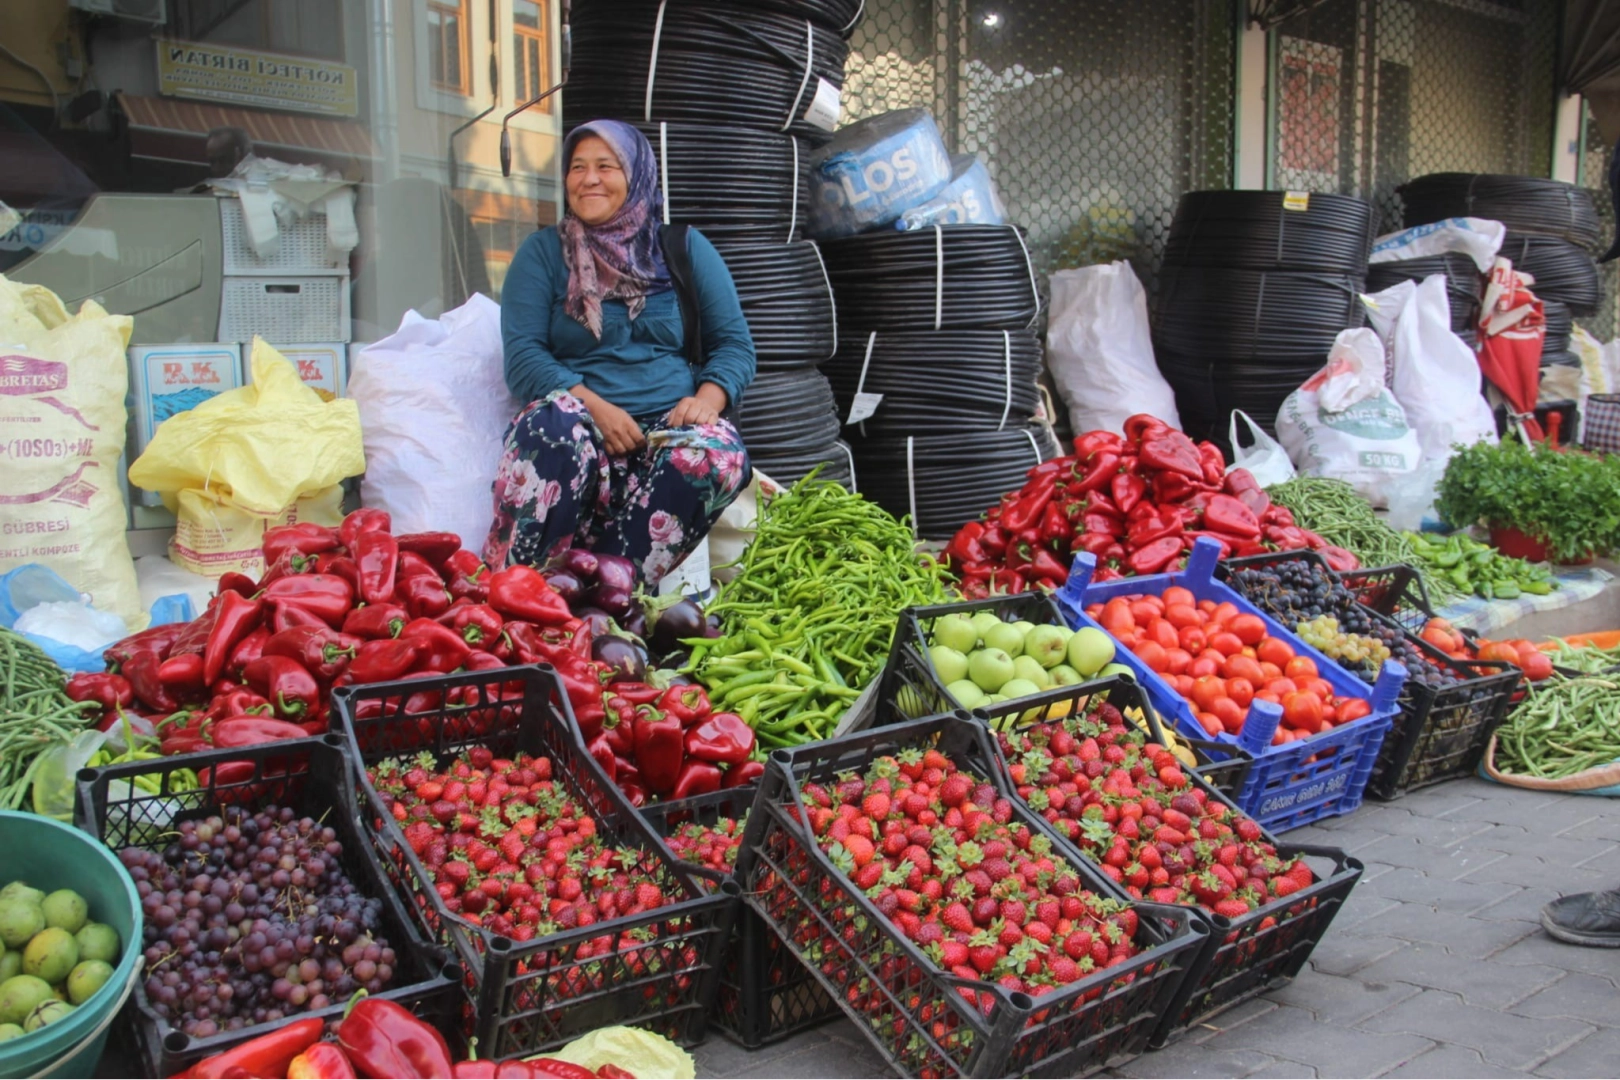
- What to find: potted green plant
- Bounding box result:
[1434,437,1620,564]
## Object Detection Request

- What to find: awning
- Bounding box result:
[117,92,375,163]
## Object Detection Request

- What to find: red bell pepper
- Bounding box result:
[1126,536,1185,575]
[343,603,409,640]
[672,760,723,800]
[1183,530,1233,559]
[202,688,272,723]
[287,1041,356,1079]
[211,715,310,748]
[608,681,665,707]
[262,522,341,567]
[448,567,490,603]
[167,609,218,660]
[398,574,453,619]
[123,651,179,713]
[1126,511,1182,549]
[1074,430,1123,458]
[242,655,320,718]
[395,550,444,583]
[349,637,423,684]
[1025,546,1070,586]
[725,758,766,788]
[487,565,572,626]
[445,549,484,578]
[104,623,184,670]
[1039,502,1072,553]
[1001,473,1057,533]
[158,652,205,691]
[587,733,619,782]
[601,695,637,757]
[396,531,463,569]
[261,574,354,626]
[259,548,326,588]
[264,626,361,681]
[1079,510,1124,538]
[1123,413,1170,445]
[945,521,988,567]
[633,704,685,795]
[1077,531,1115,557]
[216,571,260,598]
[320,555,359,592]
[337,507,392,552]
[1196,440,1226,486]
[64,673,133,713]
[1137,426,1204,480]
[1068,451,1120,496]
[1110,472,1146,516]
[271,600,332,635]
[186,1016,324,1079]
[685,711,755,766]
[336,996,453,1080]
[448,603,504,647]
[352,529,400,606]
[1321,545,1360,572]
[658,683,711,727]
[461,650,506,672]
[1262,504,1296,528]
[1223,468,1273,516]
[398,618,473,673]
[987,568,1025,594]
[202,590,265,687]
[979,525,1010,556]
[1204,493,1261,540]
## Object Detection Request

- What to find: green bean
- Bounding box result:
[0,628,97,810]
[1495,670,1620,779]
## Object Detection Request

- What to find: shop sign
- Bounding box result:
[156,41,358,118]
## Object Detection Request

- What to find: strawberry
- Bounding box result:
[941,903,974,934]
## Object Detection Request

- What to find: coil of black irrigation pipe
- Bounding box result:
[735,367,841,449]
[1150,266,1365,363]
[821,329,1043,436]
[1156,354,1320,443]
[1365,254,1484,331]
[820,225,1043,332]
[850,425,1061,540]
[567,1,849,143]
[636,123,808,243]
[711,240,836,364]
[1542,300,1573,357]
[749,442,857,489]
[1497,233,1603,315]
[1399,173,1605,250]
[1160,190,1374,274]
[645,0,867,34]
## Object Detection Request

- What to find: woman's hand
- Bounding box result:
[573,386,647,456]
[667,383,729,428]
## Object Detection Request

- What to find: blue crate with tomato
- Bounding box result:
[1052,539,1406,832]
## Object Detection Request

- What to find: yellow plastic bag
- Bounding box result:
[549,1027,695,1079]
[0,276,144,625]
[168,484,344,578]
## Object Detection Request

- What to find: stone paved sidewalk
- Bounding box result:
[692,777,1620,1079]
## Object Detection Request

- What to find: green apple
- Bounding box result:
[1012,655,1051,689]
[1100,662,1138,681]
[1011,620,1036,636]
[983,693,1006,705]
[931,613,979,655]
[945,679,987,710]
[1023,624,1071,668]
[982,622,1025,658]
[895,684,931,719]
[1067,627,1117,677]
[969,611,1004,641]
[998,678,1043,706]
[967,648,1016,693]
[928,645,970,686]
[1048,663,1085,687]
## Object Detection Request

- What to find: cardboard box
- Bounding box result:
[250,343,348,399]
[127,343,243,506]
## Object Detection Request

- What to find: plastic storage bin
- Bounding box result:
[330,666,735,1060]
[733,712,1208,1078]
[218,276,350,343]
[220,199,348,275]
[74,737,459,1077]
[1053,539,1406,832]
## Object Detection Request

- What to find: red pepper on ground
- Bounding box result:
[398,617,474,673]
[104,623,184,671]
[183,1016,323,1079]
[216,571,260,597]
[349,637,423,684]
[448,603,504,647]
[398,574,453,619]
[264,626,361,681]
[352,529,400,606]
[261,574,354,626]
[336,996,453,1080]
[271,599,334,635]
[202,590,265,687]
[1127,535,1186,575]
[395,550,444,583]
[396,531,463,569]
[633,704,685,795]
[487,565,573,626]
[1203,493,1262,540]
[685,711,755,766]
[262,522,341,566]
[343,603,409,640]
[337,507,392,552]
[64,673,133,713]
[210,715,310,748]
[1068,451,1120,496]
[658,683,711,727]
[1110,472,1146,516]
[242,656,320,718]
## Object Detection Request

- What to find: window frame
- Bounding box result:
[169,0,346,62]
[426,0,471,95]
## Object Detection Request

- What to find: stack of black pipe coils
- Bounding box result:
[1400,173,1605,365]
[820,224,1055,538]
[1151,190,1374,451]
[569,0,863,489]
[1365,253,1485,336]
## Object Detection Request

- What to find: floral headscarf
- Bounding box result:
[558,120,671,339]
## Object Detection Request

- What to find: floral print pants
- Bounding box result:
[484,391,751,585]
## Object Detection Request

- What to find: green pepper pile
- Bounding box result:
[686,473,952,747]
[1401,532,1557,600]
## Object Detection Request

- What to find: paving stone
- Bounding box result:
[1332,894,1406,934]
[1358,988,1595,1070]
[1467,832,1619,866]
[1456,854,1613,890]
[1445,794,1602,833]
[1118,1045,1281,1078]
[1472,886,1570,924]
[1491,931,1620,980]
[1379,1044,1538,1078]
[1243,1063,1316,1079]
[1354,941,1561,1007]
[1346,808,1495,846]
[1305,931,1406,977]
[1212,1004,1436,1075]
[1530,1027,1620,1078]
[1340,900,1540,959]
[1553,816,1620,844]
[1567,843,1620,875]
[1348,835,1509,879]
[1265,970,1422,1025]
[1185,997,1280,1043]
[1510,973,1620,1027]
[1397,788,1487,819]
[1357,866,1528,915]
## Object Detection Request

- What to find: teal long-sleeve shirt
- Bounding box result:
[501,227,756,419]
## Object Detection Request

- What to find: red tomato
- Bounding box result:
[1174,674,1197,696]
[1117,629,1142,650]
[1134,641,1169,673]
[1257,638,1294,668]
[1222,654,1265,685]
[1255,690,1282,705]
[1212,697,1245,735]
[1196,599,1218,615]
[1337,698,1372,723]
[1265,677,1298,699]
[1271,727,1292,746]
[1228,613,1267,646]
[1284,656,1319,680]
[1101,598,1135,629]
[1212,601,1241,624]
[1306,677,1335,700]
[1226,677,1255,708]
[1163,585,1195,607]
[1129,599,1162,625]
[1188,655,1220,680]
[1178,625,1208,654]
[1149,618,1180,651]
[1195,711,1221,737]
[1084,602,1104,620]
[1208,632,1244,658]
[1420,626,1458,653]
[1165,648,1192,676]
[1190,676,1224,711]
[1520,651,1554,681]
[1283,692,1324,734]
[1164,604,1202,630]
[1478,641,1521,665]
[1258,661,1283,680]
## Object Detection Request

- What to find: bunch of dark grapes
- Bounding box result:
[118,805,397,1039]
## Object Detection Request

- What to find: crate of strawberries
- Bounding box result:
[732,712,1208,1078]
[637,787,842,1050]
[1055,538,1407,832]
[74,737,461,1078]
[976,677,1362,1046]
[1222,552,1523,799]
[329,665,736,1060]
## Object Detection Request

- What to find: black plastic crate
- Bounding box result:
[877,593,1254,800]
[1220,553,1521,800]
[732,713,1208,1078]
[976,700,1361,1046]
[330,665,736,1060]
[74,737,461,1078]
[1337,564,1434,635]
[638,786,842,1049]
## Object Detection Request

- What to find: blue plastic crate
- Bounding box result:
[1051,538,1406,832]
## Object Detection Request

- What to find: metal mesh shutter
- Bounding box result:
[842,0,1237,284]
[1581,106,1618,342]
[1270,0,1557,232]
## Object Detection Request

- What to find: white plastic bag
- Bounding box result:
[1368,217,1505,272]
[1276,329,1421,507]
[1361,276,1497,461]
[1227,411,1295,487]
[349,294,519,549]
[1046,262,1181,436]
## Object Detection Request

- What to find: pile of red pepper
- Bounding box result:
[944,415,1358,596]
[592,681,761,806]
[173,996,635,1078]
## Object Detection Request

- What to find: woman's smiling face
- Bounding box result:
[566,135,629,226]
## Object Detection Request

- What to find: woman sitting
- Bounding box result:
[486,119,754,585]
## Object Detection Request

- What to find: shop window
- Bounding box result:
[427,0,470,94]
[514,0,550,102]
[170,0,344,61]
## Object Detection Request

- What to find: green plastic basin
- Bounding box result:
[0,811,142,1079]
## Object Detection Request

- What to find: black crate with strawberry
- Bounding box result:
[329,665,736,1060]
[1220,552,1520,799]
[638,786,844,1049]
[74,737,463,1078]
[876,591,1254,799]
[732,712,1208,1078]
[978,682,1362,1045]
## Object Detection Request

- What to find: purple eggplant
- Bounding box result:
[622,608,648,640]
[556,548,601,584]
[573,608,619,641]
[705,613,724,638]
[592,634,648,682]
[589,553,638,618]
[542,568,585,607]
[645,596,706,657]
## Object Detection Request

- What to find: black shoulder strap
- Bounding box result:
[660,224,705,368]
